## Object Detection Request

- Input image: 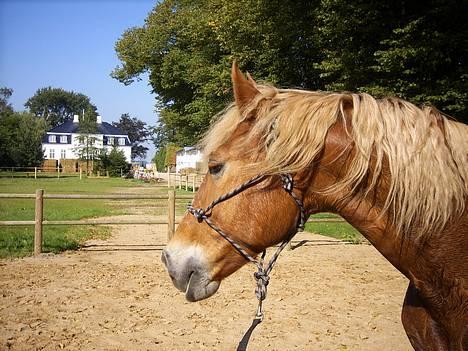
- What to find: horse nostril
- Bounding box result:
[161,250,170,268]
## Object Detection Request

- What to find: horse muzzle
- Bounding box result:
[161,245,220,302]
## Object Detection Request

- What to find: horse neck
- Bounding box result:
[300,123,411,276]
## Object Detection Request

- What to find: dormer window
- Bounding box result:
[49,135,56,143]
[60,135,67,143]
[108,137,114,145]
[118,138,125,145]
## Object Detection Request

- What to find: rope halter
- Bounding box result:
[187,173,307,325]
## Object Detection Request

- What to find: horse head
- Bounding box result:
[161,63,311,302]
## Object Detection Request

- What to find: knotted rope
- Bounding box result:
[187,173,307,351]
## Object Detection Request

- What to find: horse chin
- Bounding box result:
[185,273,220,302]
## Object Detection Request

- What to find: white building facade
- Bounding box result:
[42,115,132,163]
[176,147,203,173]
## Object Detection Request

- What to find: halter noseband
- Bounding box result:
[187,173,307,350]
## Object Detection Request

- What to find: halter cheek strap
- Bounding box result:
[187,173,307,351]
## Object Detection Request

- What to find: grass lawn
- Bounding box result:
[306,213,364,243]
[0,177,144,258]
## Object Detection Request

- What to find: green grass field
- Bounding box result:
[0,177,145,258]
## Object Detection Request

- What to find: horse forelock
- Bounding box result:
[201,85,468,238]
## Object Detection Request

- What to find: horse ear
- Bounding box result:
[231,61,259,112]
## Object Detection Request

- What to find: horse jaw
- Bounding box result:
[161,243,221,302]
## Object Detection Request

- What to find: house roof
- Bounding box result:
[47,120,128,136]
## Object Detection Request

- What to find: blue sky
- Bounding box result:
[0,0,158,159]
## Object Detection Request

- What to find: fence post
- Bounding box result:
[57,166,60,179]
[168,189,175,241]
[34,189,44,255]
[79,167,82,180]
[192,174,196,193]
[34,167,37,179]
[185,175,188,191]
[167,169,170,188]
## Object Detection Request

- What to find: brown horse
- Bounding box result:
[162,63,468,350]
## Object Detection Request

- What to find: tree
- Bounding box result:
[95,147,129,177]
[112,113,151,160]
[314,0,468,120]
[112,0,321,147]
[152,147,166,172]
[73,107,98,174]
[25,87,97,128]
[0,112,47,167]
[0,87,13,115]
[107,147,129,177]
[113,0,467,149]
[0,89,46,167]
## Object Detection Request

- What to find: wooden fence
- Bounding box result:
[0,189,345,256]
[153,172,204,192]
[0,166,86,179]
[0,190,193,255]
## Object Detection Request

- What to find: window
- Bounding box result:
[118,138,125,145]
[108,137,114,145]
[49,135,56,143]
[61,149,66,159]
[49,149,55,159]
[60,135,67,143]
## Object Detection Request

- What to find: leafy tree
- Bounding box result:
[112,0,321,147]
[164,144,180,171]
[112,113,151,160]
[25,87,97,127]
[73,107,98,174]
[0,112,47,167]
[315,0,468,120]
[0,87,14,115]
[113,0,467,149]
[107,147,129,177]
[152,146,167,172]
[95,147,128,177]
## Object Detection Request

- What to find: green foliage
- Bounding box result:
[152,146,166,172]
[113,0,322,147]
[0,111,47,167]
[0,87,14,114]
[74,107,99,173]
[316,0,468,119]
[114,0,468,146]
[25,87,97,128]
[107,147,129,176]
[112,113,151,159]
[164,144,180,167]
[94,147,129,177]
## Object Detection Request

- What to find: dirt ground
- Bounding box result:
[0,196,412,350]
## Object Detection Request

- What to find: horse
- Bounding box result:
[162,62,468,350]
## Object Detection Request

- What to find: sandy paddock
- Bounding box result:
[0,218,412,350]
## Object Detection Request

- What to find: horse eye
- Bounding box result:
[209,163,224,176]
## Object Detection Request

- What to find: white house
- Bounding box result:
[42,115,132,163]
[176,147,203,173]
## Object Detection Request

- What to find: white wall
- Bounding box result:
[176,149,203,173]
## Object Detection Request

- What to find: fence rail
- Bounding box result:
[0,189,345,255]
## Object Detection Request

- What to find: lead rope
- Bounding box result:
[187,174,307,351]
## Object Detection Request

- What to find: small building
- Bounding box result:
[42,115,132,167]
[176,147,203,173]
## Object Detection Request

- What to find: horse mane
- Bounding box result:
[202,85,468,236]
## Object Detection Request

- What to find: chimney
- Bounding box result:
[73,114,79,123]
[97,115,102,124]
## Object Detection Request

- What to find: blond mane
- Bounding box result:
[202,85,468,236]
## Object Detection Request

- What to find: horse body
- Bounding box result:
[162,63,467,350]
[306,116,468,350]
